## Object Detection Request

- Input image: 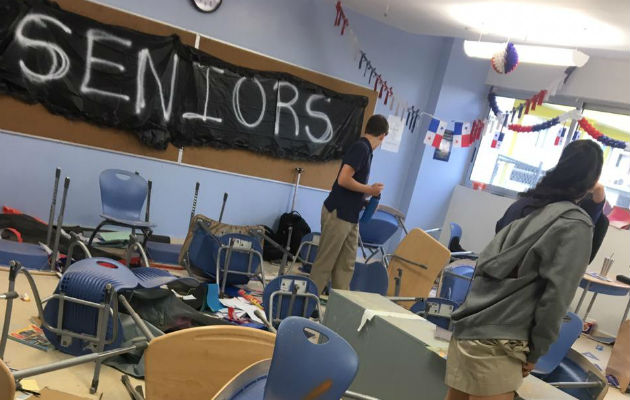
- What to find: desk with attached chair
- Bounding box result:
[323,290,578,400]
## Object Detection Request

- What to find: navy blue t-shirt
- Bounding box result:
[324,138,373,223]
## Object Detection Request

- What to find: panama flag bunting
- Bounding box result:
[554,126,567,146]
[491,129,506,149]
[452,122,472,147]
[424,117,447,147]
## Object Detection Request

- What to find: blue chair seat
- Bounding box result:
[146,241,181,264]
[100,214,156,228]
[0,240,48,270]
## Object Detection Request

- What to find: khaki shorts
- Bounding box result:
[445,338,529,396]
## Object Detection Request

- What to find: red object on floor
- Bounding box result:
[2,205,47,224]
[607,206,630,229]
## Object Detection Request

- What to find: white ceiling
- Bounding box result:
[341,0,630,58]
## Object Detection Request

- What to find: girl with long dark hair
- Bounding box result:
[444,140,605,400]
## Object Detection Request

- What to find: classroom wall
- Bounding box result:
[405,39,491,232]
[0,0,450,237]
[441,185,630,337]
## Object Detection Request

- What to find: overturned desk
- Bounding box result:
[323,290,576,400]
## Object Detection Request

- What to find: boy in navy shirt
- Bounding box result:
[310,114,388,294]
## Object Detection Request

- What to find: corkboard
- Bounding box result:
[0,0,376,189]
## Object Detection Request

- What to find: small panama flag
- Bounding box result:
[452,122,472,147]
[554,126,567,146]
[491,130,505,149]
[424,117,447,148]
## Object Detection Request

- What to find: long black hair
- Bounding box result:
[521,140,603,204]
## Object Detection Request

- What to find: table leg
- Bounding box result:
[575,282,591,314]
[583,293,598,321]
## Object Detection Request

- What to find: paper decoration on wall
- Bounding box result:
[433,129,453,162]
[381,114,404,153]
[491,42,519,74]
[0,0,369,161]
[424,118,484,150]
[452,122,471,147]
[336,1,432,133]
[424,118,447,147]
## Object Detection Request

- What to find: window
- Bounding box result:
[580,108,630,207]
[468,95,630,206]
[469,95,574,193]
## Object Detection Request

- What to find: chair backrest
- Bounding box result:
[533,312,583,376]
[449,222,462,242]
[439,265,474,305]
[359,209,399,245]
[264,317,358,400]
[99,169,148,221]
[145,326,275,400]
[218,233,263,286]
[350,261,388,295]
[263,275,319,327]
[187,225,222,278]
[411,297,459,330]
[387,228,450,309]
[0,360,15,400]
[298,232,320,264]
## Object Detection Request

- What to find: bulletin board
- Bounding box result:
[0,0,376,189]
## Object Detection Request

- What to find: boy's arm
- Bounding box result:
[338,165,383,196]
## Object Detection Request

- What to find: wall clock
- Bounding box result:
[192,0,222,13]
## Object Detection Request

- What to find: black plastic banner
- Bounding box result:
[0,0,368,160]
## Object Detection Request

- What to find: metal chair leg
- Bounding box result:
[87,220,108,248]
[90,285,114,394]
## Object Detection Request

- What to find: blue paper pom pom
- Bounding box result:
[504,43,519,74]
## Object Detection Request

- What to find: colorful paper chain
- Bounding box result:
[489,92,628,150]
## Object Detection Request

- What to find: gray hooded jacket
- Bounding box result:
[451,201,593,363]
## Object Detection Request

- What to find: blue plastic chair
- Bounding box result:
[532,312,583,376]
[262,275,320,327]
[359,208,401,264]
[219,317,359,400]
[439,265,474,305]
[449,222,462,243]
[0,239,49,270]
[88,170,155,247]
[187,225,264,293]
[349,261,388,295]
[42,257,193,356]
[288,232,320,274]
[146,241,181,265]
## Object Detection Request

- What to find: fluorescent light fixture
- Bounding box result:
[463,41,590,67]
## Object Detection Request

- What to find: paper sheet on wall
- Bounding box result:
[381,115,404,153]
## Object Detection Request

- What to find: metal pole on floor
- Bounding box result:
[46,168,61,247]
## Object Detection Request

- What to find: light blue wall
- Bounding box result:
[0,0,451,237]
[405,39,490,232]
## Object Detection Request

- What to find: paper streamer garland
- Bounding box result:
[578,118,628,149]
[491,42,519,74]
[509,117,560,132]
[490,90,628,149]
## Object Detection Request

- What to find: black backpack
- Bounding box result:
[276,211,311,256]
